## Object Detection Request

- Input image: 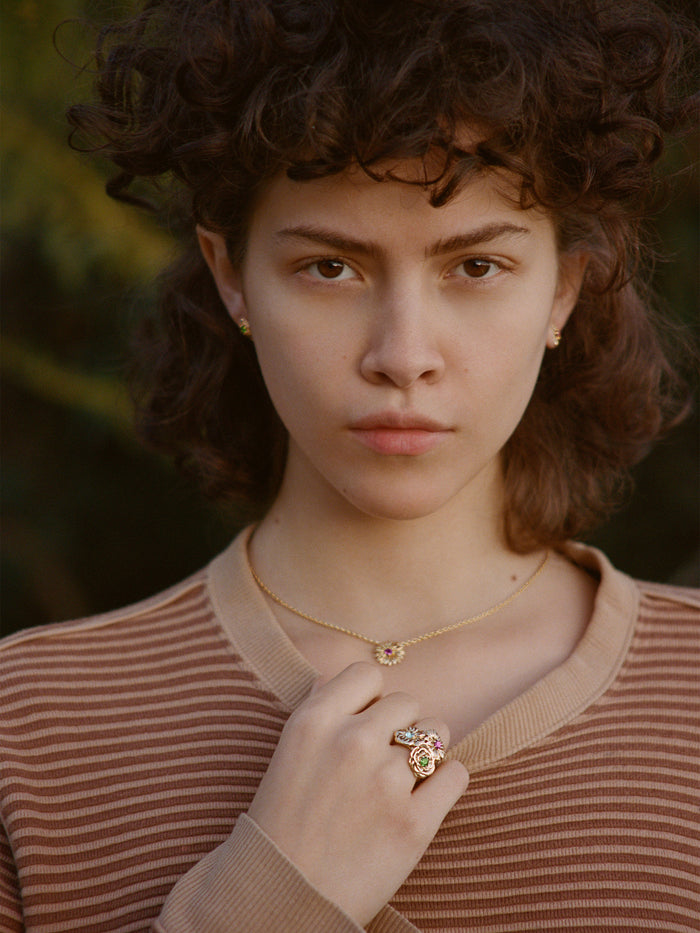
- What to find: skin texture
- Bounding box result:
[247,662,469,926]
[200,167,583,527]
[197,162,590,924]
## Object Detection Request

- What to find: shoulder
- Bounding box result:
[634,577,700,614]
[632,578,700,651]
[0,566,243,717]
[559,541,700,667]
[0,527,262,665]
[562,540,699,615]
[0,526,282,738]
[0,567,213,666]
[0,540,286,779]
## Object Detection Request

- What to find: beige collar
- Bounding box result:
[207,529,638,772]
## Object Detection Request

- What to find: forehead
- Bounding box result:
[247,161,555,248]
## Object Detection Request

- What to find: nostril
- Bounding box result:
[360,348,445,389]
[359,325,444,387]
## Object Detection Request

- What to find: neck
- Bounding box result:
[250,460,543,642]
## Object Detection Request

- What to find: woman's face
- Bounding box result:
[200,165,584,523]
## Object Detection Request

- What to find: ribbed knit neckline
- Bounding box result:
[207,528,639,772]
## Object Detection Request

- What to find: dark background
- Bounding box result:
[2,0,698,638]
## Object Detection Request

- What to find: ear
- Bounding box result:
[196,225,247,323]
[548,250,588,348]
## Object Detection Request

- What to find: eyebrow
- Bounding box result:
[426,223,531,256]
[273,225,382,258]
[273,222,531,258]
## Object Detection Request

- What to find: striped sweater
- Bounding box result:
[1,529,698,932]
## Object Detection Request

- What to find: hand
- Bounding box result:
[247,662,469,926]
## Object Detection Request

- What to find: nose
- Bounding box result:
[359,292,445,388]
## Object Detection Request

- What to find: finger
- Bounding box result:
[307,661,384,715]
[412,759,470,825]
[360,691,421,734]
[391,719,451,765]
[308,675,327,697]
[412,718,451,751]
[388,717,450,791]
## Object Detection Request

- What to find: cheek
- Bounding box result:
[253,334,337,430]
[459,336,546,430]
[500,338,546,396]
[252,306,356,400]
[457,314,546,382]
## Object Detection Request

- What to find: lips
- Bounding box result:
[349,412,451,455]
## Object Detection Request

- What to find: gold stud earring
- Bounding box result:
[238,318,251,338]
[552,327,561,348]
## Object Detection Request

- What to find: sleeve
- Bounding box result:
[153,814,420,933]
[0,818,23,933]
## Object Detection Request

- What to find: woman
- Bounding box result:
[1,0,698,930]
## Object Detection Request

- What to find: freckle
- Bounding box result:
[511,574,517,582]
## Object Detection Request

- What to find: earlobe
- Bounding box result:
[196,225,247,322]
[549,250,588,346]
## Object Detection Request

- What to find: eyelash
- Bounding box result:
[304,258,358,281]
[299,255,508,282]
[450,258,503,280]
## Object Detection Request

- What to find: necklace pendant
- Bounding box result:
[375,642,406,666]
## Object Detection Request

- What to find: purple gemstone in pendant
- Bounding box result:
[375,642,406,665]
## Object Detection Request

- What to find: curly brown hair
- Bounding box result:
[67,0,698,549]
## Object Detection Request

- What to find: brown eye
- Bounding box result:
[461,258,495,278]
[316,259,347,278]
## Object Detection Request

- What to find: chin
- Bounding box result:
[338,482,466,523]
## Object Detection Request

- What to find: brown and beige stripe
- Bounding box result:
[1,537,698,932]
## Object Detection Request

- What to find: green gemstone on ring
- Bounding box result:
[419,756,430,767]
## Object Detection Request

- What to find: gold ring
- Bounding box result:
[393,725,446,780]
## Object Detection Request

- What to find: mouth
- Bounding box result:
[349,412,452,456]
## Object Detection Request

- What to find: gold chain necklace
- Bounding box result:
[246,550,549,666]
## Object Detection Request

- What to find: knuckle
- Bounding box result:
[287,701,328,739]
[347,660,383,691]
[373,760,401,797]
[387,691,419,710]
[417,717,448,738]
[343,720,376,757]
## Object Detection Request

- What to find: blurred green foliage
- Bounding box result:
[1,0,698,637]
